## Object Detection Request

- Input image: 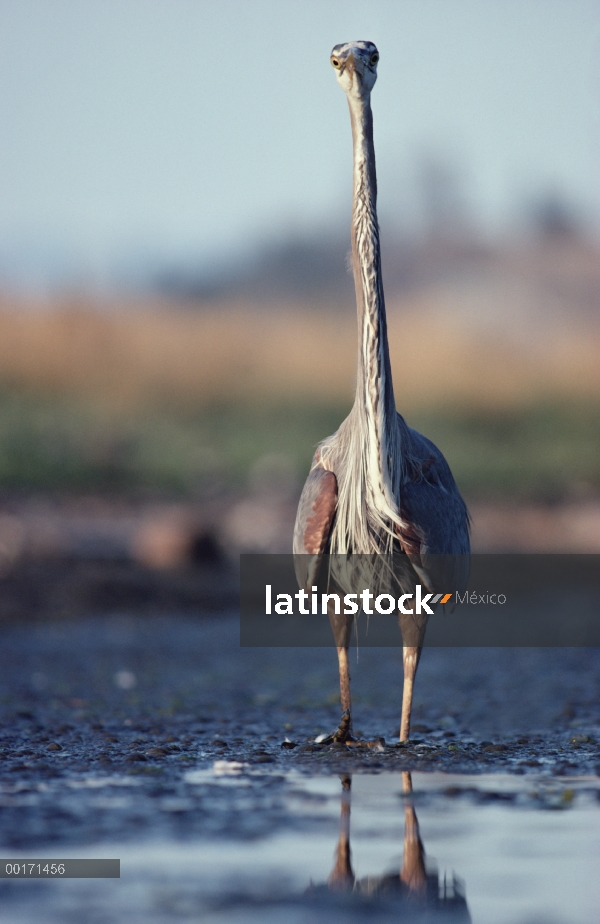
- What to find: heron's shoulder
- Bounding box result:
[404,423,444,461]
[402,423,454,481]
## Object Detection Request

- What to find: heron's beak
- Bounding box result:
[344,52,367,87]
[349,51,369,83]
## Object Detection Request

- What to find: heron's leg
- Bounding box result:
[337,646,352,715]
[400,646,422,742]
[328,601,353,740]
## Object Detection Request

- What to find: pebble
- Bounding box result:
[570,735,593,746]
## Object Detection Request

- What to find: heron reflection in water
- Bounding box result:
[308,773,471,922]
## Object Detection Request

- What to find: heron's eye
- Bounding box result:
[370,53,379,65]
[331,57,340,68]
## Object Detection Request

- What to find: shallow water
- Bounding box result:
[1,614,599,921]
[1,769,598,924]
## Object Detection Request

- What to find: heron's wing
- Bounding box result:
[397,424,471,596]
[293,466,338,591]
[399,481,470,596]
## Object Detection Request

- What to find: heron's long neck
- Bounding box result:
[348,92,398,502]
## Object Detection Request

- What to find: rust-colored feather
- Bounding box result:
[293,465,338,592]
[303,470,337,555]
[396,512,424,558]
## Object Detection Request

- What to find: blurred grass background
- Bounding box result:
[1,240,599,506]
[1,389,599,502]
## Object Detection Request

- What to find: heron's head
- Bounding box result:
[330,41,379,98]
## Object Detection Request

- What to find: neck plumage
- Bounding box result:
[347,90,399,512]
[322,84,408,554]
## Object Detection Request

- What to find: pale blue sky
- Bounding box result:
[0,0,598,290]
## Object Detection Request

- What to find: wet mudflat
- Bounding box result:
[0,612,598,923]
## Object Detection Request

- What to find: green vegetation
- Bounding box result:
[0,390,346,495]
[411,403,600,501]
[0,388,598,501]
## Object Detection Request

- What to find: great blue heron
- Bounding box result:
[293,41,470,742]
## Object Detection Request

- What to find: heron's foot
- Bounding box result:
[333,709,354,743]
[314,710,355,746]
[314,711,385,748]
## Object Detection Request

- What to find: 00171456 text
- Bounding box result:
[4,863,65,876]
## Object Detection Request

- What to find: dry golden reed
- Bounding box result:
[0,292,598,412]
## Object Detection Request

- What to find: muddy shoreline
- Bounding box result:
[0,612,598,852]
